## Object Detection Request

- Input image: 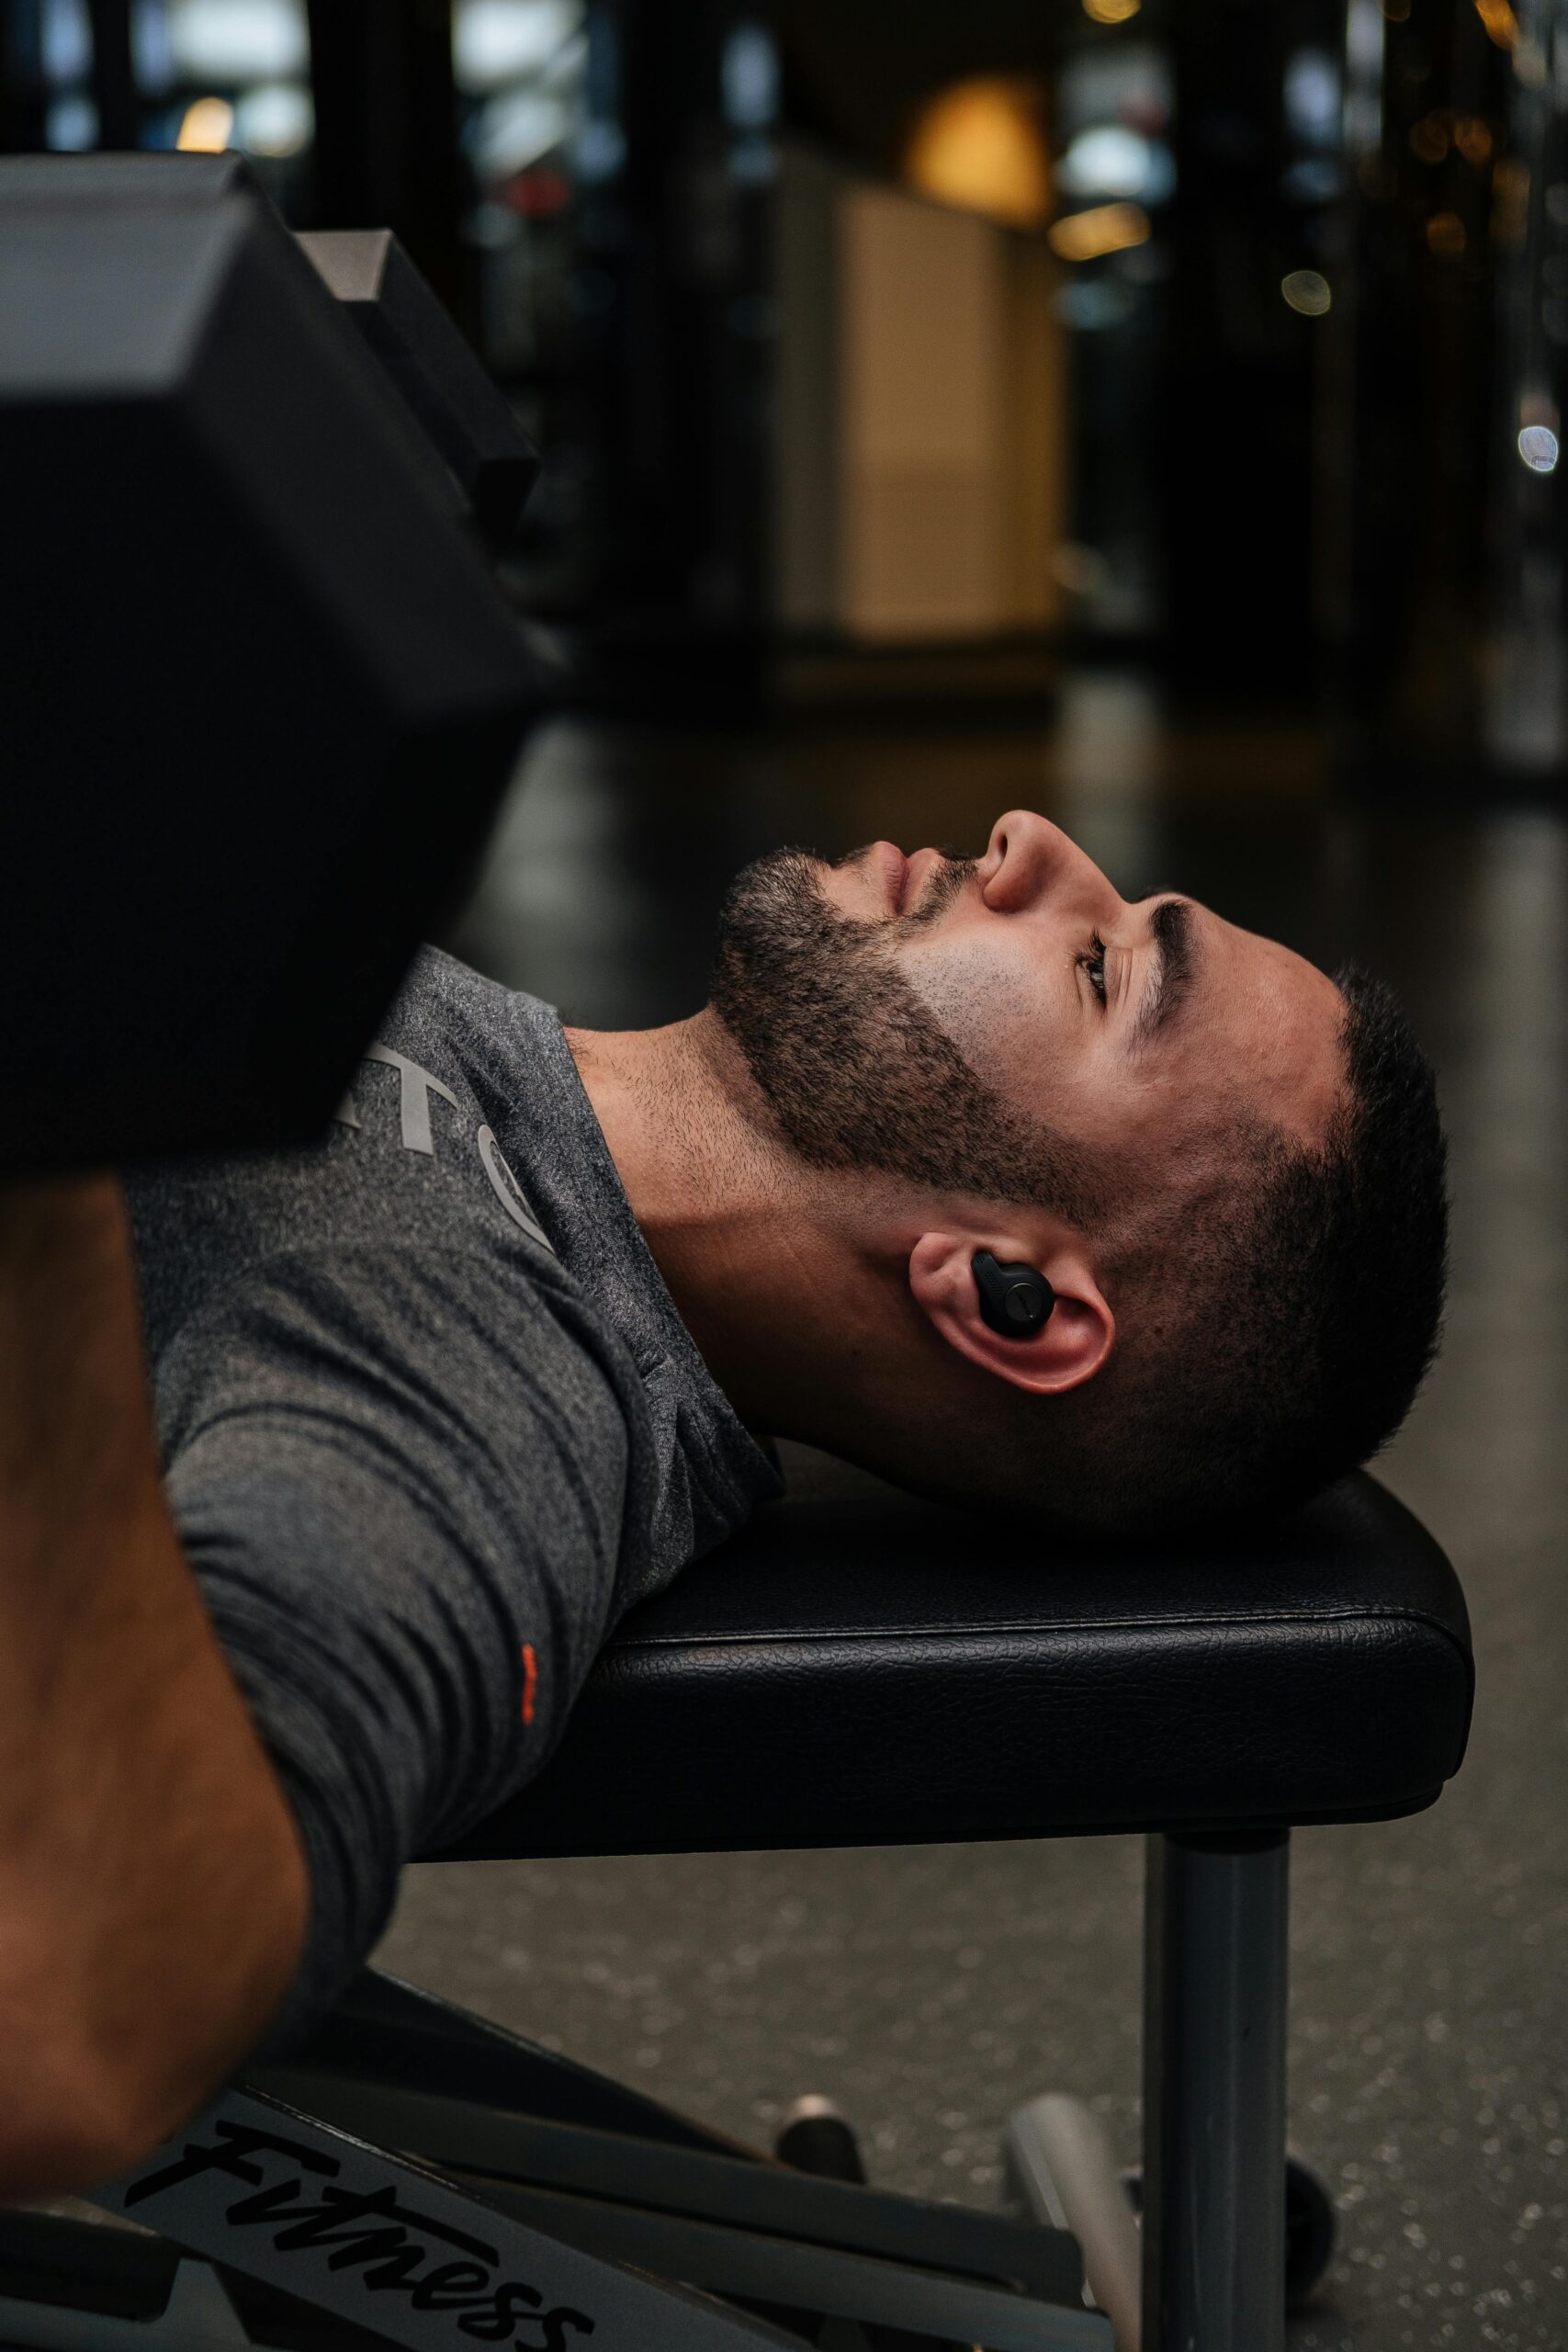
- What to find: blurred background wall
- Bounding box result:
[5,0,1562,788]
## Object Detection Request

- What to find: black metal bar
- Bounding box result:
[254,2068,1086,2308]
[1,3,52,154]
[282,1965,769,2154]
[1141,1829,1290,2352]
[304,0,468,328]
[85,0,137,149]
[468,2174,1111,2351]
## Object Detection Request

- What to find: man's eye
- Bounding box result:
[1079,933,1108,1004]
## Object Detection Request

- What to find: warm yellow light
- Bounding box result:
[904,78,1051,229]
[1475,0,1518,49]
[1427,209,1466,256]
[1454,115,1492,164]
[1083,0,1141,21]
[177,96,235,153]
[1048,201,1150,263]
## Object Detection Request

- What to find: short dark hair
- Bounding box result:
[1024,964,1449,1535]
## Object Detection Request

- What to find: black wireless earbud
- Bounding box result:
[971,1250,1055,1340]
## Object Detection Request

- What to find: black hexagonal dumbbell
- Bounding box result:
[296,228,540,559]
[0,153,547,1178]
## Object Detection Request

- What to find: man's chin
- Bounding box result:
[710,849,836,997]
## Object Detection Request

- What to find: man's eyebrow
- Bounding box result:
[1128,895,1198,1048]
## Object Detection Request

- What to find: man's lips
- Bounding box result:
[862,841,952,916]
[900,846,944,911]
[868,840,909,912]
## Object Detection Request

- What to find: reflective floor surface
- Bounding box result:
[378,677,1568,2350]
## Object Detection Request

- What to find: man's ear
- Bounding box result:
[908,1230,1114,1397]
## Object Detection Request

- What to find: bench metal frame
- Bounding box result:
[0,1826,1300,2352]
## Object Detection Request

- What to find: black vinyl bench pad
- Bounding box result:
[439,1468,1472,1863]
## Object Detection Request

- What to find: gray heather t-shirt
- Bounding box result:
[124,946,782,2048]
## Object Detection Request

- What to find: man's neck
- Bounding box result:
[566,1012,987,1476]
[565,1012,807,1423]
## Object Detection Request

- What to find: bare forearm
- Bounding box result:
[0,1179,309,2192]
[0,1174,155,1515]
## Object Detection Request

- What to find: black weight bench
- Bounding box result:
[0,1458,1471,2352]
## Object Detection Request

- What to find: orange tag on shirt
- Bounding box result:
[521,1644,538,1726]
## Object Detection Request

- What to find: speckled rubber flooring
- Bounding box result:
[378,699,1568,2349]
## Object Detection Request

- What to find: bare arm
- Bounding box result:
[0,1177,309,2194]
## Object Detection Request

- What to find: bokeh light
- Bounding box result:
[1048,201,1150,263]
[904,78,1050,229]
[1281,269,1332,315]
[175,95,235,152]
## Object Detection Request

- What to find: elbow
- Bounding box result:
[0,2036,183,2199]
[0,1801,310,2198]
[0,1876,305,2198]
[0,1718,310,2197]
[0,1937,231,2199]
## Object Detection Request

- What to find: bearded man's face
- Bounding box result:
[709,811,1348,1232]
[711,841,1097,1225]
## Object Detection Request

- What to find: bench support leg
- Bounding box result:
[1140,1829,1289,2352]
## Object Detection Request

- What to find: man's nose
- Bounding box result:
[978,810,1109,916]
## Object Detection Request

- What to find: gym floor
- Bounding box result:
[378,675,1568,2350]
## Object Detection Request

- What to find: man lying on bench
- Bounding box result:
[0,807,1447,2197]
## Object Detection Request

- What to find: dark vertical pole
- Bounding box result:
[1,3,51,154]
[1486,0,1568,780]
[591,0,773,703]
[86,0,137,150]
[306,0,468,329]
[1142,1830,1290,2352]
[1158,0,1339,700]
[1332,0,1566,796]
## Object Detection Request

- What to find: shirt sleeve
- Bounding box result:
[152,1243,630,2053]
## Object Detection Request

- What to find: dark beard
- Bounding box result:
[709,846,1097,1227]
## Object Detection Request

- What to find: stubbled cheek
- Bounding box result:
[897,942,1046,1070]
